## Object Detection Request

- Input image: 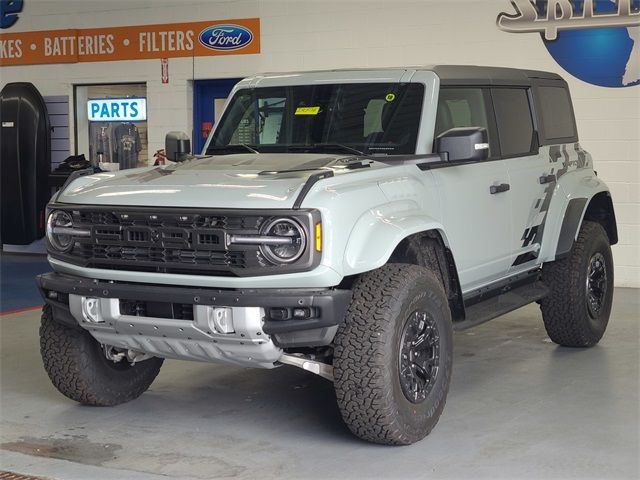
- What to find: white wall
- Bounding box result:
[1,0,638,287]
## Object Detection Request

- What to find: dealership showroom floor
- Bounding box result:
[0,254,638,479]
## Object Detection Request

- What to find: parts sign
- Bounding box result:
[0,17,260,66]
[88,98,147,122]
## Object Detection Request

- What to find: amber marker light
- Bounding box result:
[315,223,322,252]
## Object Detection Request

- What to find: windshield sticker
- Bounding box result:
[295,106,321,115]
[385,93,396,102]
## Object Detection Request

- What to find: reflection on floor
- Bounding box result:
[0,288,637,479]
[0,253,50,314]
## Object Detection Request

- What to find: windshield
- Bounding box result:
[206,83,424,156]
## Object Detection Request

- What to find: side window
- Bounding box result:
[538,86,577,141]
[435,88,494,157]
[491,88,535,157]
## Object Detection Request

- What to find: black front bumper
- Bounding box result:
[37,272,351,348]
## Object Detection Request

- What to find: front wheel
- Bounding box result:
[540,221,614,347]
[333,264,453,445]
[39,306,164,406]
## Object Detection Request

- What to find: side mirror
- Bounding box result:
[165,131,191,162]
[435,127,489,163]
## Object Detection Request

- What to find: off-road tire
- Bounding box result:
[333,264,453,445]
[39,305,164,406]
[540,221,614,347]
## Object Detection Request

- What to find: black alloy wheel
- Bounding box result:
[586,252,607,318]
[398,310,440,404]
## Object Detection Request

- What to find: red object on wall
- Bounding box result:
[201,121,213,139]
[161,58,169,84]
[153,149,167,165]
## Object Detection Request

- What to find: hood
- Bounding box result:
[57,153,380,209]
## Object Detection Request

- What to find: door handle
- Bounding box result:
[539,174,556,184]
[490,183,510,194]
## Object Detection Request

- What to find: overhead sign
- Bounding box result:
[0,17,260,66]
[87,98,147,122]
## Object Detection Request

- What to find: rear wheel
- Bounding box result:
[333,264,453,445]
[40,306,164,406]
[540,221,614,347]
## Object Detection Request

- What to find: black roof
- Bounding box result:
[430,65,565,86]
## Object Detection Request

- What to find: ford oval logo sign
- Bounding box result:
[199,24,253,51]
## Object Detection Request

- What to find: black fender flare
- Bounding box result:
[555,191,617,259]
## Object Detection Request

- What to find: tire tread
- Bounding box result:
[540,221,613,347]
[39,305,163,406]
[333,264,451,445]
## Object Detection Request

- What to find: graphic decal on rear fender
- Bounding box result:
[512,143,590,266]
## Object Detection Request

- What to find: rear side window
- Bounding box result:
[538,86,577,141]
[491,88,535,157]
[435,88,495,157]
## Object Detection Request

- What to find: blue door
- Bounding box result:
[193,78,241,153]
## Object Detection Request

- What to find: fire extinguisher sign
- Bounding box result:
[161,58,169,84]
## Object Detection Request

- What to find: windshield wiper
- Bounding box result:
[207,144,260,155]
[289,143,365,156]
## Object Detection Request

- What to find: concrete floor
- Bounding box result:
[0,289,638,480]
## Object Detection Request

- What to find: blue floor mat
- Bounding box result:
[0,253,51,313]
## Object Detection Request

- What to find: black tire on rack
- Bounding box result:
[39,305,164,406]
[540,221,614,347]
[333,263,453,445]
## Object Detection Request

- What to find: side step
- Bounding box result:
[453,281,550,331]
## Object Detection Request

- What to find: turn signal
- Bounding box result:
[315,223,322,252]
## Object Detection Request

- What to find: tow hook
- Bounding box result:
[279,354,334,381]
[103,345,152,365]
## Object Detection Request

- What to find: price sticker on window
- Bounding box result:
[295,106,321,115]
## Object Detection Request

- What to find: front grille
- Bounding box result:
[75,245,247,271]
[63,208,266,276]
[78,210,255,230]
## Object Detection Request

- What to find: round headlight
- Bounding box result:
[46,210,74,252]
[260,218,306,264]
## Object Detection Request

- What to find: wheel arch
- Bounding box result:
[583,191,618,245]
[555,190,618,259]
[342,210,464,320]
[387,231,465,321]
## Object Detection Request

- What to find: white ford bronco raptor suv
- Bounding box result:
[38,66,617,445]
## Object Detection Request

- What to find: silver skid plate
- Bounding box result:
[69,295,282,368]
